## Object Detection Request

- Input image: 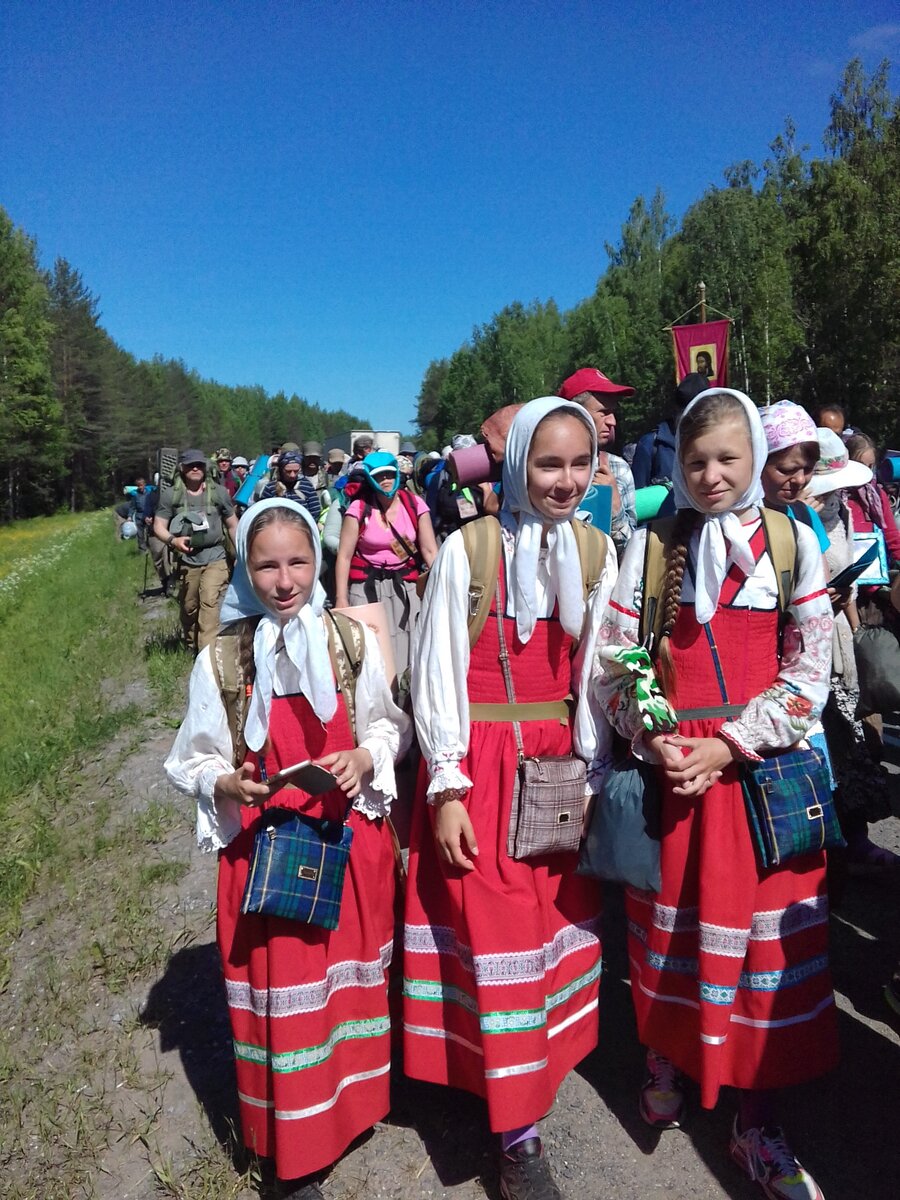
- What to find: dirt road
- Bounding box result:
[4,592,900,1199]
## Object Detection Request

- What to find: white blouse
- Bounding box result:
[593,516,833,761]
[411,516,619,798]
[165,624,412,852]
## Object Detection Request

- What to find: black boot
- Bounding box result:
[498,1137,562,1200]
[278,1177,323,1200]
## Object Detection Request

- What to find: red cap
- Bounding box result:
[557,367,634,400]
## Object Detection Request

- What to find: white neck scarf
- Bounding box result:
[672,388,767,625]
[501,397,598,643]
[219,498,336,751]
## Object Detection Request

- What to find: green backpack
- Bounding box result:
[458,515,608,649]
[638,507,798,650]
[212,610,366,765]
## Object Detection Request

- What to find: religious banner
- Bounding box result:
[671,318,731,386]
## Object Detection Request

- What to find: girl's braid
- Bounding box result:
[656,507,699,697]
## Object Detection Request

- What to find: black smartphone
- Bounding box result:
[267,760,339,794]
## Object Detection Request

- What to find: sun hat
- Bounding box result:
[302,440,323,458]
[216,447,232,461]
[232,455,249,468]
[361,451,400,498]
[806,427,874,496]
[327,448,347,464]
[179,448,207,467]
[557,367,635,400]
[760,400,819,456]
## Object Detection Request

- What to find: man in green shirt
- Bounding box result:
[153,449,238,655]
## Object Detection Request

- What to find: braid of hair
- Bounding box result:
[232,616,259,764]
[237,617,257,692]
[656,507,700,698]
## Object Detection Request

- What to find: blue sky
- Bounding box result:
[2,2,898,434]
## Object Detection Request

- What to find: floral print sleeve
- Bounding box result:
[720,522,833,759]
[592,528,677,744]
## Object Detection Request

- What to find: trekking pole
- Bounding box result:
[140,548,150,599]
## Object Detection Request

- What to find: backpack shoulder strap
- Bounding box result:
[639,516,677,651]
[759,507,798,615]
[397,487,419,522]
[461,516,502,650]
[212,616,261,765]
[352,500,373,531]
[326,609,366,738]
[571,519,607,602]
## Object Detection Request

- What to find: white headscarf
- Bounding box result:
[501,397,598,643]
[672,387,767,625]
[219,498,336,750]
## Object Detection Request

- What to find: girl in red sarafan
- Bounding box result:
[165,498,410,1200]
[403,397,618,1200]
[595,389,836,1200]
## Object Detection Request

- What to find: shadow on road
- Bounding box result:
[140,942,247,1167]
[579,877,900,1200]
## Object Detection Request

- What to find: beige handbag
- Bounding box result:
[495,585,585,859]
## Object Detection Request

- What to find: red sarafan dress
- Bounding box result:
[217,690,396,1180]
[597,519,838,1109]
[404,563,605,1132]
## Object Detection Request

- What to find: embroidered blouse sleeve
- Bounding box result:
[163,647,243,853]
[592,527,675,752]
[571,531,618,790]
[720,522,833,759]
[409,530,475,798]
[353,625,414,818]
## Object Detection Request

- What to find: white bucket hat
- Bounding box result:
[806,427,874,496]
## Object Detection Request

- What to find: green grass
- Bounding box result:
[0,512,265,1199]
[0,512,152,947]
[0,510,94,580]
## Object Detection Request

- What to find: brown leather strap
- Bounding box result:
[469,700,570,723]
[385,816,406,889]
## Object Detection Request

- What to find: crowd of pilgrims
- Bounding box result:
[158,368,900,1200]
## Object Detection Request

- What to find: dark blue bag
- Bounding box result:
[742,747,844,869]
[577,757,661,892]
[241,807,353,931]
[702,620,844,870]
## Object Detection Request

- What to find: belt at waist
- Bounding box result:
[675,703,744,720]
[469,699,570,723]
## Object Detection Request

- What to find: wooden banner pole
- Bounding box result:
[698,281,707,323]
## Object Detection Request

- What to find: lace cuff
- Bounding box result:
[718,723,764,763]
[196,766,242,852]
[426,762,475,802]
[359,737,398,800]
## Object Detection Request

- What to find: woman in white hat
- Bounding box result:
[807,428,897,872]
[759,401,830,552]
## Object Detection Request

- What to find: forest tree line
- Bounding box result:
[0,224,365,521]
[415,60,900,453]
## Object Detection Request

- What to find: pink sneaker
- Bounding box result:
[730,1117,824,1200]
[639,1049,685,1129]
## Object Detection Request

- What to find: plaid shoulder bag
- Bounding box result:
[239,613,366,931]
[240,800,353,931]
[702,621,843,869]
